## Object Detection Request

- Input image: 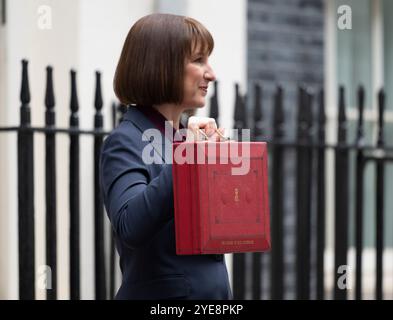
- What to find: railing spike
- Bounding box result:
[45,66,55,110]
[377,89,385,147]
[20,59,31,104]
[209,81,219,122]
[70,70,79,113]
[95,71,103,111]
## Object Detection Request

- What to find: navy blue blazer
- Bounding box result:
[99,106,232,300]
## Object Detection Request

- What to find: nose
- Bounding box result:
[204,64,216,82]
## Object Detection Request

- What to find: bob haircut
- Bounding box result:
[113,13,214,106]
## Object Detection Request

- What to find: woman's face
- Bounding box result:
[182,48,216,108]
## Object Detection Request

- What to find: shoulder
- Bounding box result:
[100,120,152,187]
[102,119,146,153]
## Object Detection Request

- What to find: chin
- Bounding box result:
[196,99,207,108]
[183,96,206,109]
[185,101,205,109]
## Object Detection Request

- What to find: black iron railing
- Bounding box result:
[0,60,123,300]
[224,80,393,300]
[0,60,392,300]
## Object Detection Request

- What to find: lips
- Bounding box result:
[199,86,208,93]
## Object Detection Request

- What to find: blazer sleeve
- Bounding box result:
[100,130,173,249]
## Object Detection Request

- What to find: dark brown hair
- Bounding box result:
[113,13,214,106]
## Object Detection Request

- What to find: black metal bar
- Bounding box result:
[94,71,107,300]
[2,124,393,153]
[296,87,313,300]
[1,0,6,25]
[232,83,247,299]
[111,102,117,130]
[18,59,35,300]
[296,86,306,300]
[109,102,118,300]
[242,93,248,132]
[0,126,111,135]
[209,81,219,126]
[364,155,393,162]
[305,91,313,299]
[233,83,242,131]
[354,86,365,300]
[375,161,384,300]
[270,86,284,300]
[251,82,263,299]
[251,252,261,299]
[334,86,349,300]
[118,103,127,123]
[232,254,246,299]
[252,83,263,140]
[316,89,326,300]
[69,70,80,300]
[233,83,247,140]
[375,89,385,300]
[45,66,57,300]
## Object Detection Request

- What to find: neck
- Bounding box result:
[152,103,185,130]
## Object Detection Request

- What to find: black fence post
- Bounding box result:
[296,87,313,300]
[111,102,117,129]
[109,101,117,300]
[233,83,247,139]
[334,86,349,300]
[252,83,263,141]
[94,71,107,300]
[316,89,326,300]
[209,81,219,126]
[118,103,127,123]
[375,89,385,300]
[354,86,365,300]
[69,70,80,300]
[18,59,35,300]
[44,66,57,300]
[251,82,263,300]
[232,83,247,300]
[270,85,284,300]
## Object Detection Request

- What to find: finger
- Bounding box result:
[185,126,200,142]
[198,129,209,140]
[187,117,219,142]
[216,128,229,141]
[206,128,222,142]
[206,128,224,142]
[188,116,217,131]
[204,121,217,136]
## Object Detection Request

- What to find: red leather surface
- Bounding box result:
[172,141,271,255]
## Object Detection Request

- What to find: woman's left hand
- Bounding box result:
[205,127,227,142]
[186,116,228,142]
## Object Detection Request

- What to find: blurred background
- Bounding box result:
[0,0,392,300]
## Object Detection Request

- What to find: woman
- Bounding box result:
[100,13,232,299]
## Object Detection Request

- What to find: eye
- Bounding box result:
[193,56,206,64]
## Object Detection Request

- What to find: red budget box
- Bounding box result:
[172,141,271,255]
